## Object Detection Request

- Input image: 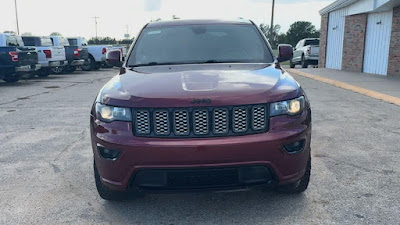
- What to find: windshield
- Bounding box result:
[68,38,78,46]
[128,24,273,66]
[40,37,53,47]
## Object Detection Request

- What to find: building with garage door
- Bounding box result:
[318,0,400,76]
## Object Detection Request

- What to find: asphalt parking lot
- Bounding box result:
[0,69,399,225]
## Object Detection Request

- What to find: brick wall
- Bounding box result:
[342,14,367,72]
[318,14,329,68]
[388,6,400,77]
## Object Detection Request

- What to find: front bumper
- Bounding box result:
[91,108,311,191]
[71,59,85,66]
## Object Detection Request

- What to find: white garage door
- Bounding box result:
[363,10,393,75]
[326,8,349,70]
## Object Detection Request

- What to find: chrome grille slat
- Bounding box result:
[193,109,209,135]
[133,104,268,137]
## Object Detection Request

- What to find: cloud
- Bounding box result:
[144,0,162,11]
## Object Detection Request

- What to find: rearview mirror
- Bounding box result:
[277,44,293,62]
[106,49,123,67]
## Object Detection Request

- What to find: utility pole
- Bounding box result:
[93,16,100,43]
[14,0,20,35]
[270,0,275,46]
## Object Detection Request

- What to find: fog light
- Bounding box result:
[283,140,305,153]
[97,145,120,160]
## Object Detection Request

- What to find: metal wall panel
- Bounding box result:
[326,8,349,70]
[363,10,393,75]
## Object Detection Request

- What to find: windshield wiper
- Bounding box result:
[128,62,159,67]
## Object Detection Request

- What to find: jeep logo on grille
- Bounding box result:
[190,99,212,104]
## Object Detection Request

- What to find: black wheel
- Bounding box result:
[37,68,50,77]
[65,66,77,73]
[81,56,95,71]
[3,74,21,83]
[23,71,36,79]
[276,157,311,194]
[301,55,308,68]
[51,66,64,74]
[94,161,127,201]
[103,63,114,68]
[93,63,102,71]
[290,59,295,68]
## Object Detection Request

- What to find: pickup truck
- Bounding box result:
[290,38,319,68]
[0,33,41,83]
[67,37,112,71]
[21,36,68,77]
[50,36,89,73]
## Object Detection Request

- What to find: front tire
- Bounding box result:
[37,68,50,77]
[94,161,127,201]
[65,66,77,73]
[301,55,308,68]
[51,66,64,74]
[290,59,295,68]
[276,157,311,194]
[3,74,21,83]
[81,56,95,71]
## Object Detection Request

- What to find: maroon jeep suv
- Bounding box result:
[90,19,311,200]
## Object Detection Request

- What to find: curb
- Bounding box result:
[287,69,400,107]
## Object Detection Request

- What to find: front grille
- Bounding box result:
[133,104,269,138]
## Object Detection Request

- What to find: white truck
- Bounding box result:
[67,37,112,71]
[290,38,319,68]
[21,36,67,77]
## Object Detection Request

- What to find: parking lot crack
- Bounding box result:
[53,128,88,162]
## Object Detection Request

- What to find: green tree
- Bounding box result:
[259,23,281,49]
[50,32,62,36]
[285,21,319,46]
[88,37,117,45]
[3,31,16,35]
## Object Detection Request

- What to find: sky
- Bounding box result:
[0,0,334,39]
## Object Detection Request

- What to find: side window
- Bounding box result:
[6,36,19,46]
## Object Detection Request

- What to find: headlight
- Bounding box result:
[95,103,132,122]
[270,96,305,117]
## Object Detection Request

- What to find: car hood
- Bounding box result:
[98,64,300,108]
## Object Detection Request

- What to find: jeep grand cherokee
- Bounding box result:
[90,19,312,200]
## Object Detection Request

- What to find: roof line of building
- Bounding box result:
[319,0,359,15]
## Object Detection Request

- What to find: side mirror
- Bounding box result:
[106,49,123,67]
[277,44,293,62]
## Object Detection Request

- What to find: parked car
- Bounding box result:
[67,37,112,71]
[0,33,41,83]
[50,36,89,74]
[290,38,319,68]
[91,19,312,201]
[21,36,67,77]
